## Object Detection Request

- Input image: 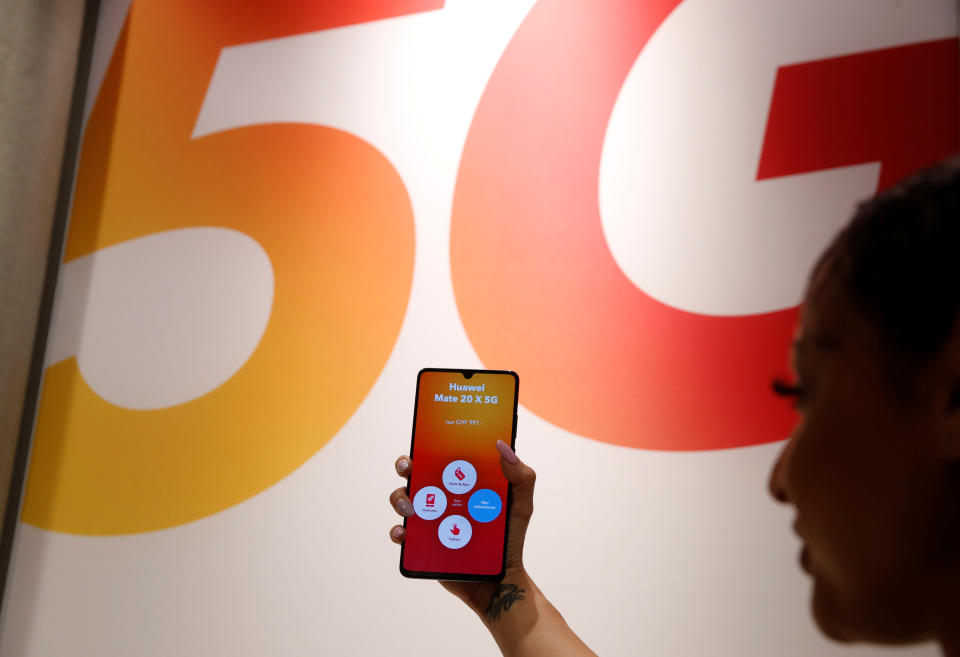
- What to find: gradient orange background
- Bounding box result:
[402,370,518,577]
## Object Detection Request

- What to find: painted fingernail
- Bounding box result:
[496,440,519,465]
[397,498,415,517]
[390,526,404,540]
[397,459,410,475]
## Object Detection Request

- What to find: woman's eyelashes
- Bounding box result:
[772,378,806,409]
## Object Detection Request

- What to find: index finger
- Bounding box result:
[395,455,411,477]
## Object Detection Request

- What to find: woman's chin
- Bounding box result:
[810,581,858,643]
[809,578,932,647]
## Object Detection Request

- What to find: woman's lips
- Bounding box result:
[800,546,812,573]
[793,521,812,573]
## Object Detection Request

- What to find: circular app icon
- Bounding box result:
[412,486,446,520]
[442,460,477,494]
[468,489,502,523]
[438,515,472,549]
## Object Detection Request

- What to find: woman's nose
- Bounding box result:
[768,438,793,504]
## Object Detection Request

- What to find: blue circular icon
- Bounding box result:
[468,489,502,523]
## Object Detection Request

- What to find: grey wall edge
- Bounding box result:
[0,0,102,614]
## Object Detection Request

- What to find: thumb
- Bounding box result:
[496,440,536,565]
[496,438,535,497]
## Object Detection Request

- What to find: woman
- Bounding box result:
[389,156,960,656]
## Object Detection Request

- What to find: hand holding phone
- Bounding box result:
[389,413,593,653]
[398,369,519,581]
[391,439,537,602]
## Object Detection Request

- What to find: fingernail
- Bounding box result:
[496,440,519,465]
[390,526,404,540]
[397,498,415,517]
[397,459,410,475]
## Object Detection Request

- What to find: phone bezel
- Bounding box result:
[399,368,519,581]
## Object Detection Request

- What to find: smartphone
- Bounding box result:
[400,368,519,581]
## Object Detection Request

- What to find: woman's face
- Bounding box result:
[768,274,960,644]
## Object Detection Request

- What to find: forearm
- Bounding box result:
[477,570,597,657]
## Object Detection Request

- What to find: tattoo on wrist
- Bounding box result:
[485,583,526,622]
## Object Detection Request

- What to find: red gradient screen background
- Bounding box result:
[401,370,518,577]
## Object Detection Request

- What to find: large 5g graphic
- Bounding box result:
[24,1,430,535]
[23,0,957,534]
[451,0,957,451]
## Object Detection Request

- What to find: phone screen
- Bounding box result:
[400,369,518,580]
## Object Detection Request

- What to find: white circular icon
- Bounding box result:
[442,460,477,494]
[438,515,472,549]
[412,486,447,520]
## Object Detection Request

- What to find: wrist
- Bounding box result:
[474,570,598,657]
[477,571,542,655]
[483,573,533,625]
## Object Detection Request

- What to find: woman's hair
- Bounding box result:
[824,155,960,370]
